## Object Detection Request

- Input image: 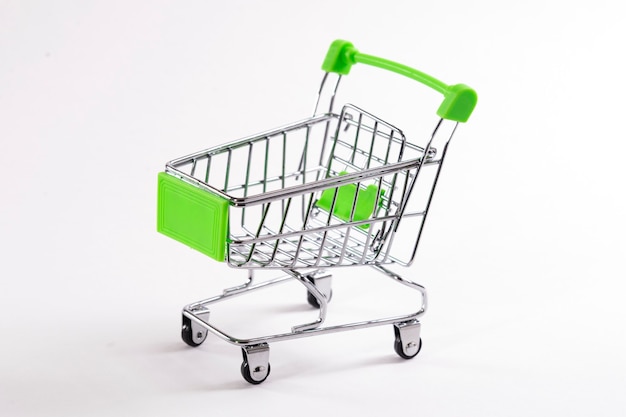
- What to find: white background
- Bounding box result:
[1,1,625,416]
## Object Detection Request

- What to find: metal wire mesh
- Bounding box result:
[167,103,452,269]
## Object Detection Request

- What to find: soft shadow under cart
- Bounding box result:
[157,40,477,384]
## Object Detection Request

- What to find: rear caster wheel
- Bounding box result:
[305,272,333,308]
[394,336,422,359]
[393,320,422,359]
[307,289,333,308]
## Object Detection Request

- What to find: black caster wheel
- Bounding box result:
[241,361,271,385]
[394,337,422,359]
[181,315,206,347]
[307,289,333,308]
[393,323,422,359]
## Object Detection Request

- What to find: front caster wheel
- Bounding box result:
[181,315,207,347]
[241,362,271,385]
[241,343,270,384]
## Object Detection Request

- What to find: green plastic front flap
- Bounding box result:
[157,172,229,261]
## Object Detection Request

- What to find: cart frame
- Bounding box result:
[158,40,476,384]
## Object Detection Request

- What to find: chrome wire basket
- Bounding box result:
[157,40,476,384]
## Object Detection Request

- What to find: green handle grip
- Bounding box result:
[321,40,477,123]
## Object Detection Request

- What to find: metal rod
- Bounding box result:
[182,264,426,347]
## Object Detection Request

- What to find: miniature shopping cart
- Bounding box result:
[157,40,476,384]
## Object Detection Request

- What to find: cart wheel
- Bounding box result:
[307,289,333,308]
[394,337,422,359]
[241,361,271,385]
[181,315,207,347]
[393,321,422,359]
[241,343,270,384]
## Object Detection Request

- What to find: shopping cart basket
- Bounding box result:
[157,40,476,384]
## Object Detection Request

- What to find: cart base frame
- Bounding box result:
[181,265,426,383]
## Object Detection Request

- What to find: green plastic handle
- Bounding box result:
[321,40,477,123]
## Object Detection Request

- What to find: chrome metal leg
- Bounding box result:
[288,270,329,332]
[223,270,255,295]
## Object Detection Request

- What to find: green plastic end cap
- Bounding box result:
[322,40,358,75]
[437,83,478,123]
[157,172,229,262]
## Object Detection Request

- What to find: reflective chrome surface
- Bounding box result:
[167,71,461,383]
